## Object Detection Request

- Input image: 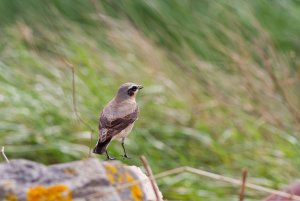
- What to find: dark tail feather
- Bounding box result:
[93,138,111,155]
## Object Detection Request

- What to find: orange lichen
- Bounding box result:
[27,184,72,201]
[125,172,143,201]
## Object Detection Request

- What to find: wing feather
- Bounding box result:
[98,106,139,142]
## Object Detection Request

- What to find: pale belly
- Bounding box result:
[112,123,134,140]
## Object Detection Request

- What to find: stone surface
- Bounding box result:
[263,180,300,201]
[0,159,163,201]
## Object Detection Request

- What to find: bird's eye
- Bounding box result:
[127,86,138,96]
[131,86,138,91]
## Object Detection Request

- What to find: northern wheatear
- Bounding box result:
[93,82,143,160]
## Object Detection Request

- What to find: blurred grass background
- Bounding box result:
[1,0,300,200]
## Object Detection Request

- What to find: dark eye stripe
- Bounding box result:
[130,86,138,91]
[127,86,138,96]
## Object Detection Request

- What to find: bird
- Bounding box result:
[93,82,143,160]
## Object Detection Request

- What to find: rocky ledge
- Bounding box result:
[0,159,163,201]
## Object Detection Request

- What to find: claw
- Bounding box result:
[106,156,116,161]
[121,154,131,160]
[105,151,116,161]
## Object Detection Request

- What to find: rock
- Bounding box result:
[0,159,163,201]
[263,180,300,201]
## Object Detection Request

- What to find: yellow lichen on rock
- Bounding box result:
[104,163,143,201]
[27,184,72,201]
[125,172,143,201]
[105,163,117,183]
[63,168,77,175]
[4,193,18,201]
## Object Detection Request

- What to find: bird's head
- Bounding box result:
[115,82,143,102]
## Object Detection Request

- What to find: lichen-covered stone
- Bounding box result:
[0,159,162,201]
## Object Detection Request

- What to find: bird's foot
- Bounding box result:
[106,156,116,161]
[121,154,131,160]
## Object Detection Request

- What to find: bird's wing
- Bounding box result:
[98,106,139,142]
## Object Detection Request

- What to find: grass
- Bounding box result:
[1,0,300,200]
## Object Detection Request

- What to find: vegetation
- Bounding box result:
[1,0,300,200]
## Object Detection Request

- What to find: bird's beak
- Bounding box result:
[138,85,143,90]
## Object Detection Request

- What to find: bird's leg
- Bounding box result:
[105,150,116,160]
[121,138,131,159]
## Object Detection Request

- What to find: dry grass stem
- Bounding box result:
[1,146,9,163]
[239,169,248,201]
[63,59,95,158]
[140,155,162,201]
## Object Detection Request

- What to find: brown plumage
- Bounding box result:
[93,82,143,160]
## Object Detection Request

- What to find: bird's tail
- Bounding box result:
[93,138,111,155]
